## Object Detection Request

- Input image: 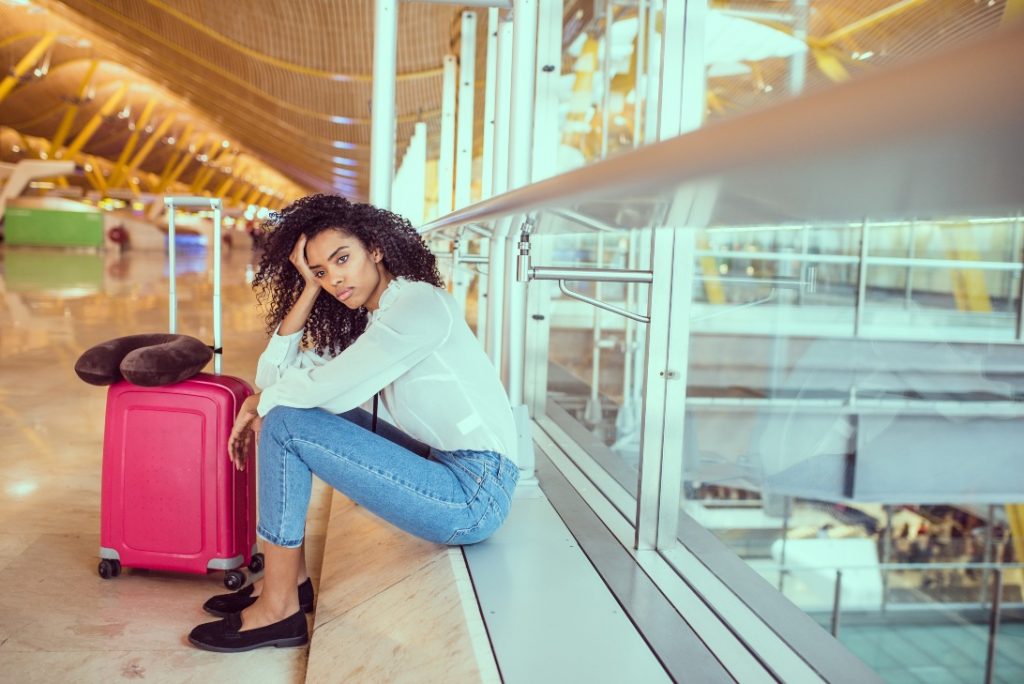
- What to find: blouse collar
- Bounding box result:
[368,276,406,321]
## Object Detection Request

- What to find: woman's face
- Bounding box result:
[304,228,392,311]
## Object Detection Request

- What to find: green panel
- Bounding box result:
[5,207,105,247]
[3,249,104,295]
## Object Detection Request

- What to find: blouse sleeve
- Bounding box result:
[254,325,330,391]
[256,283,453,417]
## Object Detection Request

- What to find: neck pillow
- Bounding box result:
[75,333,214,387]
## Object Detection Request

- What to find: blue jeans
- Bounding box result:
[256,406,519,548]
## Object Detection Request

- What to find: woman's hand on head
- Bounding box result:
[229,393,263,471]
[289,234,318,289]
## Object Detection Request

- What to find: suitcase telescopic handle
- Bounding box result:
[164,196,223,375]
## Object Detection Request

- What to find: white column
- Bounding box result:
[644,0,663,143]
[658,0,707,140]
[438,55,457,216]
[393,122,427,225]
[507,0,537,190]
[531,0,562,181]
[486,9,514,364]
[455,11,477,210]
[491,9,514,197]
[789,0,809,96]
[370,0,398,209]
[481,7,499,200]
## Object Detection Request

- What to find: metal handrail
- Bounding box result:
[417,25,1024,238]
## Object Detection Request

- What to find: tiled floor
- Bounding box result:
[0,244,332,683]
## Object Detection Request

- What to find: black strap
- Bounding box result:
[371,393,378,433]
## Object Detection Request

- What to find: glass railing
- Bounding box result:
[417,22,1024,684]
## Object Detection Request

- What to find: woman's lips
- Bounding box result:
[336,287,354,302]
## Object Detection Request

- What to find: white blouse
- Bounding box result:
[255,277,517,457]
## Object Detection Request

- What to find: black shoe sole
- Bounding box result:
[188,634,309,653]
[203,599,315,619]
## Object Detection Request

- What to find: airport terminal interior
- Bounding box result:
[1,0,1023,682]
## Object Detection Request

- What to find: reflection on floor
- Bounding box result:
[0,246,331,682]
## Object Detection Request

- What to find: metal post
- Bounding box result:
[481,8,499,199]
[831,569,843,637]
[982,504,995,606]
[1006,213,1021,313]
[501,0,538,407]
[881,504,893,613]
[1014,213,1024,340]
[984,568,1003,684]
[370,0,398,210]
[854,219,870,337]
[167,203,177,333]
[455,11,477,210]
[904,219,917,309]
[212,200,222,375]
[586,233,606,427]
[438,55,457,216]
[779,496,791,593]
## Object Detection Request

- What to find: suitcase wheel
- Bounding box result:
[224,570,246,590]
[248,553,265,574]
[98,559,121,579]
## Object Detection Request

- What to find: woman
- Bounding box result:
[188,194,519,652]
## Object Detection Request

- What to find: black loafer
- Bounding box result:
[203,578,315,617]
[188,609,309,652]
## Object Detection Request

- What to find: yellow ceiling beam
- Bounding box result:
[152,123,196,191]
[157,133,209,193]
[810,48,852,82]
[0,31,57,105]
[48,60,101,158]
[1004,0,1024,25]
[229,181,252,206]
[214,162,249,199]
[243,187,262,206]
[60,82,129,160]
[109,97,159,187]
[187,139,226,192]
[121,113,178,185]
[191,145,234,194]
[814,0,929,48]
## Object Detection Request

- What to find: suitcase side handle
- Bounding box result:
[165,196,223,375]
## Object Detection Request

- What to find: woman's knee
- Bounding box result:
[261,405,310,440]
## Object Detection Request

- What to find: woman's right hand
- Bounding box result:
[289,234,318,288]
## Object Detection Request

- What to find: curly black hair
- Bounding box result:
[252,194,443,356]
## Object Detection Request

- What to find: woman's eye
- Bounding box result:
[314,270,325,278]
[337,255,348,264]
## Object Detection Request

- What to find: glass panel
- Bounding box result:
[544,226,651,501]
[681,215,1024,678]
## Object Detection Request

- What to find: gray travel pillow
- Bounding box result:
[74,333,213,387]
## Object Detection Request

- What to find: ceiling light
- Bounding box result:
[332,156,358,166]
[332,141,357,150]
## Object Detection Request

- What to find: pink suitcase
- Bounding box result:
[97,196,261,589]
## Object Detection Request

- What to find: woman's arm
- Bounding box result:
[256,282,452,417]
[279,234,320,335]
[254,234,327,390]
